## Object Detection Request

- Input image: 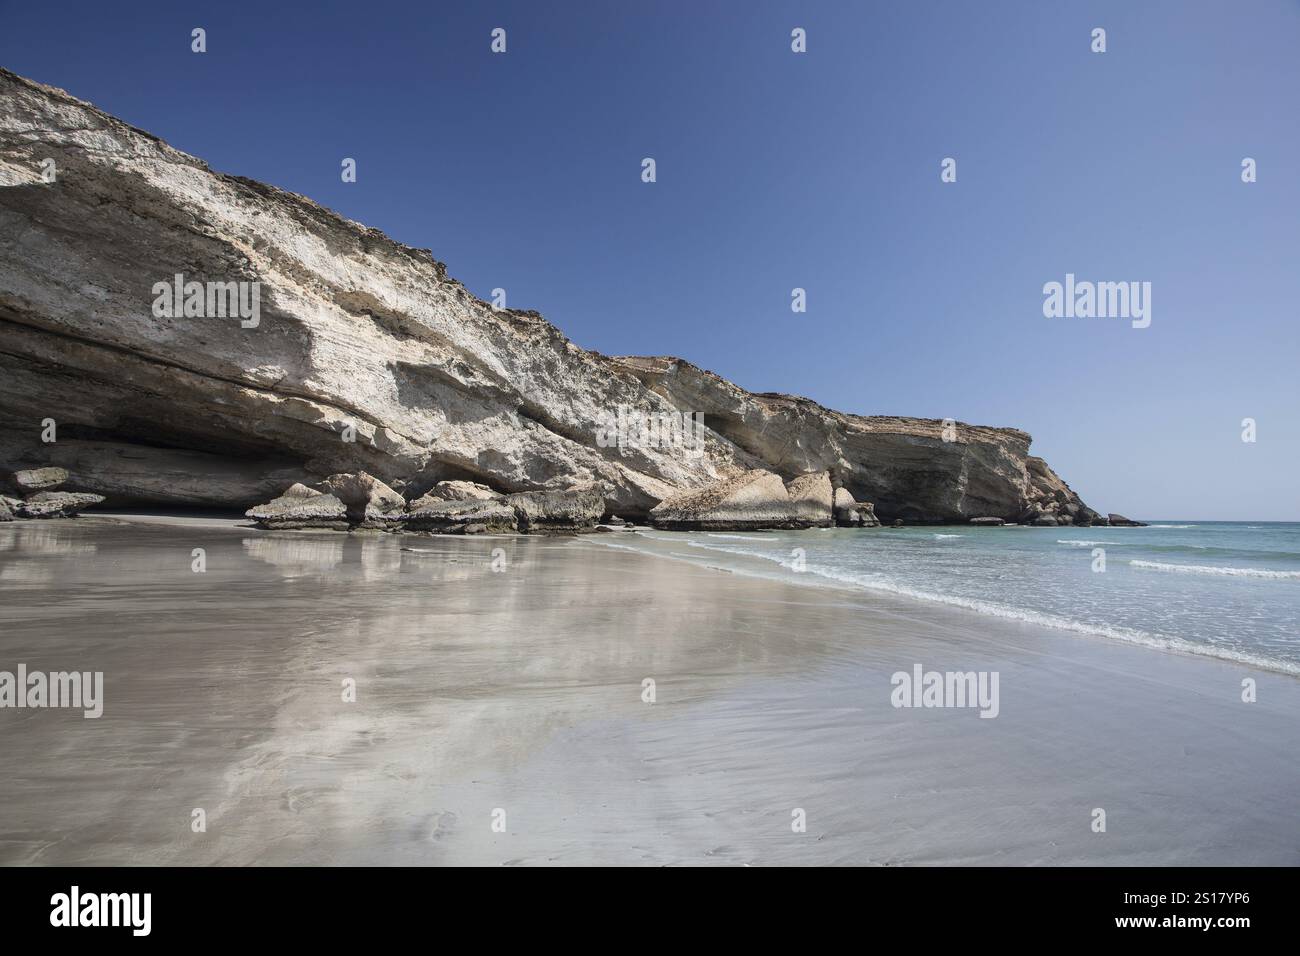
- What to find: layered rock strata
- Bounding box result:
[0,69,1106,528]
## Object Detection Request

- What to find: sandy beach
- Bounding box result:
[1,515,1297,866]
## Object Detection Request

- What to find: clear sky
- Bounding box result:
[3,0,1297,519]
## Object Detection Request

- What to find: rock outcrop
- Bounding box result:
[13,466,68,492]
[427,480,500,502]
[12,490,105,519]
[851,501,881,527]
[832,487,881,528]
[244,473,601,534]
[1,466,104,519]
[506,489,604,534]
[613,356,1095,525]
[0,69,1105,526]
[318,472,406,528]
[650,469,804,531]
[833,487,862,527]
[245,484,349,530]
[405,497,518,534]
[785,472,834,528]
[1107,513,1147,527]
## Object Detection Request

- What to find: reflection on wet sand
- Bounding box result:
[0,523,100,584]
[2,521,851,864]
[0,523,100,555]
[2,518,1299,865]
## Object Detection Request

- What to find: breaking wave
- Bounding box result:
[598,536,1300,677]
[1129,560,1300,579]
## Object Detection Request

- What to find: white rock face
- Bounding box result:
[0,69,1097,525]
[318,472,405,526]
[784,472,833,528]
[12,491,105,519]
[650,469,803,530]
[246,491,348,530]
[0,69,740,516]
[428,480,500,502]
[612,356,1099,524]
[13,467,67,492]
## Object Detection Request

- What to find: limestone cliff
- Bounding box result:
[0,68,1096,524]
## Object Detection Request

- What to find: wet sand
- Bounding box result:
[1,516,1297,865]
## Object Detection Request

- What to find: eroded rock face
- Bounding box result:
[318,472,405,527]
[833,487,861,527]
[852,502,881,527]
[611,357,1096,524]
[245,488,349,530]
[785,472,833,528]
[428,480,500,502]
[13,467,67,492]
[506,489,604,534]
[0,69,1101,525]
[405,497,518,534]
[3,440,308,507]
[14,491,105,519]
[0,69,738,517]
[650,469,801,531]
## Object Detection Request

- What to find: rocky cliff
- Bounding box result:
[0,69,1097,524]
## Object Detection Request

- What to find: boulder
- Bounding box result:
[405,497,518,534]
[0,496,15,521]
[15,491,105,518]
[1107,513,1147,527]
[13,467,68,492]
[318,472,406,527]
[833,487,861,526]
[407,492,446,512]
[428,480,501,502]
[969,516,1005,526]
[784,472,834,528]
[245,488,350,530]
[506,489,605,534]
[281,483,322,499]
[853,502,882,527]
[1031,514,1060,527]
[649,469,800,531]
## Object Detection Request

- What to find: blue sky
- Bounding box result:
[3,0,1297,519]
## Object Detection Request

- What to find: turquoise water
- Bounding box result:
[605,522,1300,675]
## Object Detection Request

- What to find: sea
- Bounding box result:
[604,521,1300,676]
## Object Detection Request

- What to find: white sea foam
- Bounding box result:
[934,534,963,540]
[705,533,768,541]
[1148,524,1196,529]
[603,537,1300,677]
[1129,560,1300,579]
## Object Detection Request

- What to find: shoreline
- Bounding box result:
[2,515,1297,864]
[591,530,1300,680]
[28,510,1300,679]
